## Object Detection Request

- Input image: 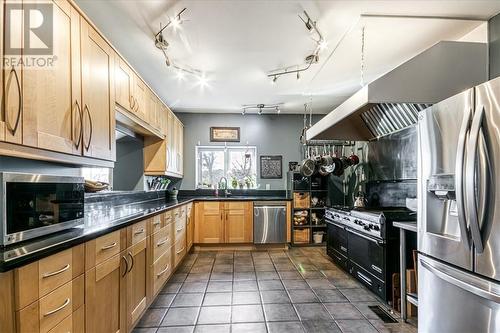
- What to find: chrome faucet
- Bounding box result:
[218,177,231,197]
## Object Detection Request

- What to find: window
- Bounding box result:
[196,146,257,189]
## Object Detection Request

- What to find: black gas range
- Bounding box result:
[325,206,416,303]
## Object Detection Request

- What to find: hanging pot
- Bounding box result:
[332,157,344,176]
[300,158,315,177]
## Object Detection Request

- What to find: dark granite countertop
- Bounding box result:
[0,193,290,272]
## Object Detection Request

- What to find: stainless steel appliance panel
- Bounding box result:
[418,89,473,271]
[253,202,286,244]
[472,76,500,281]
[419,254,500,333]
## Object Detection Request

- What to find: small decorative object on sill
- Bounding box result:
[169,188,179,200]
[84,179,109,193]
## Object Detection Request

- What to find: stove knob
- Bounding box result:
[364,225,370,230]
[373,225,380,231]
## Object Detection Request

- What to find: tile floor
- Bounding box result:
[134,247,417,333]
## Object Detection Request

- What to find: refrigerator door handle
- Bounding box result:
[466,106,491,253]
[420,255,500,303]
[455,107,472,248]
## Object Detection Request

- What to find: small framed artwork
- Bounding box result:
[210,127,240,142]
[260,155,283,179]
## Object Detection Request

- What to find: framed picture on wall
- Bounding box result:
[210,127,240,142]
[260,155,282,179]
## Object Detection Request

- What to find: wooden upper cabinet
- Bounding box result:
[176,119,184,175]
[194,202,224,243]
[1,0,22,144]
[23,0,82,155]
[115,56,134,113]
[224,202,253,243]
[80,19,115,161]
[133,76,148,123]
[147,91,160,130]
[0,0,5,142]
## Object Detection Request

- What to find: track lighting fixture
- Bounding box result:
[241,103,283,115]
[267,10,326,83]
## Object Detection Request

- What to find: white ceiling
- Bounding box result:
[75,0,500,114]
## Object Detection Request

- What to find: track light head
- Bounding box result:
[296,71,300,81]
[272,75,278,84]
[242,109,246,115]
[258,107,263,115]
[276,106,280,114]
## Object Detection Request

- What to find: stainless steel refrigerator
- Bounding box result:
[418,76,500,333]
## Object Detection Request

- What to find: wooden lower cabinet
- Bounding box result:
[194,202,224,243]
[224,202,253,243]
[194,201,254,244]
[85,252,127,333]
[126,238,148,329]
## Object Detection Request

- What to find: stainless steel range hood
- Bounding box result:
[307,41,487,141]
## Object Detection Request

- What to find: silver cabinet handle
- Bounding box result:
[42,264,70,278]
[121,255,129,277]
[101,242,117,250]
[157,265,170,277]
[128,252,134,273]
[347,228,385,245]
[357,271,372,286]
[43,298,70,317]
[176,247,185,254]
[83,104,93,151]
[466,105,490,253]
[455,106,472,249]
[371,264,382,274]
[74,100,83,149]
[157,238,169,247]
[340,246,347,253]
[153,220,161,226]
[5,67,22,135]
[134,228,145,235]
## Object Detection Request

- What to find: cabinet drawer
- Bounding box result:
[94,231,121,265]
[152,226,172,262]
[153,251,172,296]
[129,220,147,245]
[173,235,186,267]
[38,275,83,333]
[47,312,72,333]
[164,210,173,225]
[150,214,163,234]
[174,217,186,241]
[15,245,84,310]
[38,249,73,299]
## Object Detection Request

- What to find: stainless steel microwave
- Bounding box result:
[0,173,85,246]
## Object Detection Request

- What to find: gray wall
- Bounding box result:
[0,156,82,176]
[489,13,500,79]
[113,137,145,191]
[177,113,320,190]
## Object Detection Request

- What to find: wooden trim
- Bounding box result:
[0,142,114,167]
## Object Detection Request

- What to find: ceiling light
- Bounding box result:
[258,107,263,115]
[242,109,246,115]
[276,106,280,114]
[171,16,181,29]
[198,75,208,87]
[271,75,278,84]
[296,71,300,81]
[176,70,185,80]
[319,40,328,50]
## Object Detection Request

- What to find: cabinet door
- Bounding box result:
[147,91,159,130]
[166,110,176,173]
[23,0,82,155]
[195,202,224,243]
[81,20,115,161]
[85,252,127,333]
[0,0,4,142]
[186,204,193,250]
[225,202,253,243]
[126,239,147,330]
[133,76,148,123]
[2,0,23,144]
[176,119,183,175]
[115,57,134,113]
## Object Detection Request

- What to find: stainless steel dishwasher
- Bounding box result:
[253,201,287,244]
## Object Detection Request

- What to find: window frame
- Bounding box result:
[195,145,257,189]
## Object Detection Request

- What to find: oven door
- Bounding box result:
[1,173,85,245]
[326,221,349,270]
[347,228,385,281]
